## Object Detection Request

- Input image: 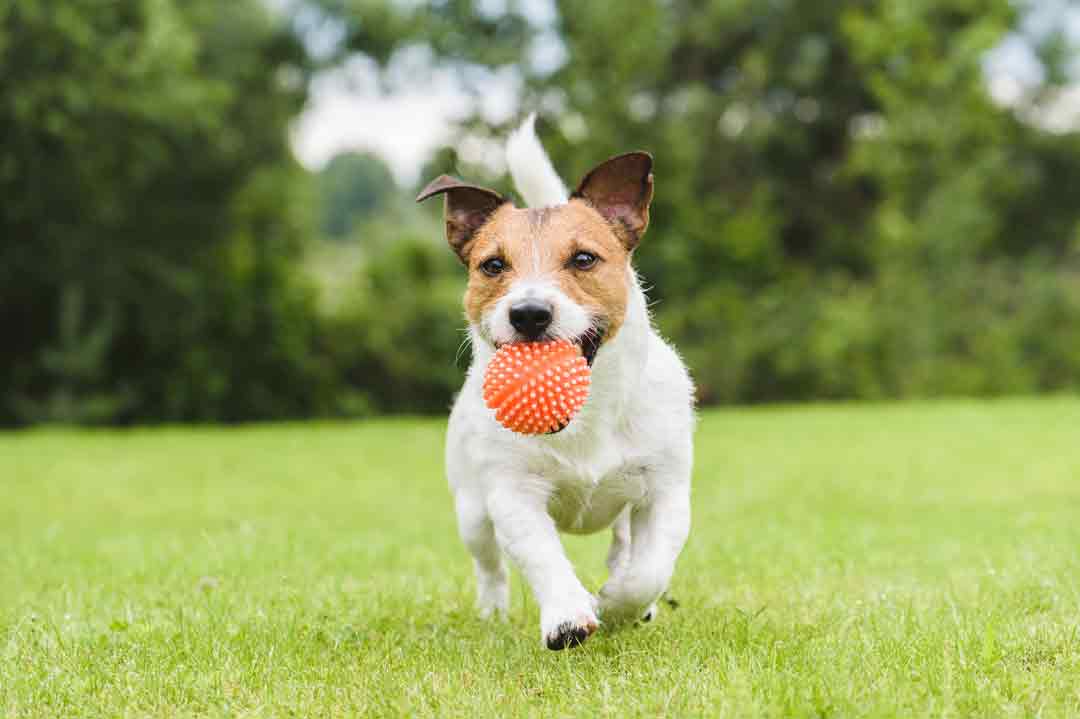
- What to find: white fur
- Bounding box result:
[481,278,592,348]
[505,113,569,208]
[447,118,695,648]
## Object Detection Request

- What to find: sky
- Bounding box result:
[288,1,1080,185]
[290,56,474,183]
[287,0,559,184]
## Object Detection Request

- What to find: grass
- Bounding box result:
[2,398,1080,717]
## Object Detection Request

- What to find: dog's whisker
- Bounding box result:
[454,330,473,367]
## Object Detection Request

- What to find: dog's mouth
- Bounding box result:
[489,326,605,436]
[496,326,606,367]
[576,326,605,366]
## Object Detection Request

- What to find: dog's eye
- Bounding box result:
[479,257,507,276]
[570,251,599,270]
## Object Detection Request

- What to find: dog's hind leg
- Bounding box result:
[607,507,662,623]
[598,467,691,624]
[455,492,509,618]
[606,506,632,574]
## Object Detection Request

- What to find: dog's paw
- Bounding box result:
[540,600,598,650]
[475,569,510,619]
[476,586,510,620]
[545,619,597,650]
[598,572,668,625]
[598,592,657,626]
[478,603,508,620]
[640,594,679,623]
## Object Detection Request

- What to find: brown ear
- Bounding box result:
[572,152,654,249]
[416,175,508,261]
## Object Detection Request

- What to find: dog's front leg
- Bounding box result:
[454,491,509,618]
[488,482,598,649]
[599,477,690,623]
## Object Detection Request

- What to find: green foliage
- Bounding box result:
[666,258,1080,403]
[316,0,1080,409]
[317,151,397,239]
[0,0,334,424]
[4,401,1080,714]
[10,285,133,424]
[5,1,1080,424]
[322,233,468,415]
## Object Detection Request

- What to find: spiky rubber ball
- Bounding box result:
[482,340,591,435]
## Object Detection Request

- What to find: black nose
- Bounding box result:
[509,300,553,339]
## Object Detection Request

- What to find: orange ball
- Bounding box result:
[482,340,591,435]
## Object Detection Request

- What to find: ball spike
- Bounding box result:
[482,338,592,435]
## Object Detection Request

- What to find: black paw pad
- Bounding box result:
[546,622,591,650]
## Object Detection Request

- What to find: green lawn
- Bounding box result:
[3,399,1080,717]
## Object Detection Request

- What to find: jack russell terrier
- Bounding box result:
[417,115,694,650]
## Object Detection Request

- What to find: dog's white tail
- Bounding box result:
[506,113,568,208]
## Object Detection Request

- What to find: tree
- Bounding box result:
[314,0,1080,403]
[317,152,397,240]
[0,0,334,424]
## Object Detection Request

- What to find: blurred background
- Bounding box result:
[3,0,1080,427]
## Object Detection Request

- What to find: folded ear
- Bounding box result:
[416,175,509,261]
[572,152,654,249]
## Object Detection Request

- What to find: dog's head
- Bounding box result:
[416,153,653,365]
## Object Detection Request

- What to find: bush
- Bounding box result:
[0,0,332,425]
[320,234,468,416]
[658,256,1080,405]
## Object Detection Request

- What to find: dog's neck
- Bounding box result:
[549,269,652,441]
[589,267,651,398]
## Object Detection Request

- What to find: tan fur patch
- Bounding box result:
[463,199,631,340]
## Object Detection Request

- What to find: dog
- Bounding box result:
[416,115,694,650]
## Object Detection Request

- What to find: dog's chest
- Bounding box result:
[537,437,647,534]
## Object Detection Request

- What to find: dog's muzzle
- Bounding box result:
[508,300,553,340]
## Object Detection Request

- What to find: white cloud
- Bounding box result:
[290,56,522,185]
[290,58,469,184]
[287,0,555,183]
[291,1,1080,183]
